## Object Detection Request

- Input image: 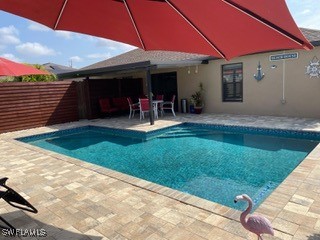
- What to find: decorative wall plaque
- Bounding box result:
[254,61,265,81]
[306,56,320,78]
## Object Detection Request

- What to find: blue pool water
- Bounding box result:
[19,123,319,210]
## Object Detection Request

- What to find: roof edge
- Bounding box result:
[57,61,153,79]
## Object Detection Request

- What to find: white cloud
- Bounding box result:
[16,42,57,56]
[95,39,117,49]
[300,16,320,29]
[69,56,83,62]
[301,9,311,15]
[0,25,20,46]
[286,0,320,29]
[55,30,74,39]
[95,38,136,51]
[87,53,111,59]
[28,21,50,32]
[0,53,22,63]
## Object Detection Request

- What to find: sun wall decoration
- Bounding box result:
[306,56,320,78]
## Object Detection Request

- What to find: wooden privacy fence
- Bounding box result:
[0,81,78,133]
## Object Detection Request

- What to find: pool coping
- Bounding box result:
[2,115,320,239]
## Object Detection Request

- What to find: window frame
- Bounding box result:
[221,63,243,102]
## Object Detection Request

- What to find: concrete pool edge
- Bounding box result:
[2,115,320,239]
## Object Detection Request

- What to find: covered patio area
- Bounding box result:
[1,114,320,239]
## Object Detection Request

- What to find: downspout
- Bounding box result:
[282,51,286,104]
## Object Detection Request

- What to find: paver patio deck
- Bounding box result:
[0,114,319,240]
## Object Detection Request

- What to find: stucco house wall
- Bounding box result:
[87,46,320,119]
[175,47,320,119]
[117,46,320,118]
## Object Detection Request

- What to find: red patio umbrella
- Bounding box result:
[0,0,313,60]
[0,0,312,125]
[0,57,49,76]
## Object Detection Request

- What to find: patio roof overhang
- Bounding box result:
[57,61,155,79]
[57,56,212,80]
[56,56,211,126]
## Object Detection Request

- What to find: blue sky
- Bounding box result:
[0,1,319,69]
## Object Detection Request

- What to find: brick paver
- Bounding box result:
[0,114,320,239]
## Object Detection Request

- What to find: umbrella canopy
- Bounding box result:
[0,0,313,60]
[0,57,49,76]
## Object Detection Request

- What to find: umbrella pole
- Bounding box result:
[146,67,154,125]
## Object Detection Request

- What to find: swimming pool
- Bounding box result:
[18,123,320,210]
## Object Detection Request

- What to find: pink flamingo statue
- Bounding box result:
[234,194,274,240]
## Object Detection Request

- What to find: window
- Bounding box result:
[222,63,243,102]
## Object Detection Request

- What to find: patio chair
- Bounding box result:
[127,97,140,119]
[139,98,150,120]
[160,95,176,117]
[113,97,129,112]
[0,177,38,230]
[139,98,158,120]
[156,94,164,101]
[99,98,118,116]
[155,94,164,116]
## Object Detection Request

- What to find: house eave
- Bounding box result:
[57,61,154,79]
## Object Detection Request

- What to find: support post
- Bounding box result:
[146,67,154,125]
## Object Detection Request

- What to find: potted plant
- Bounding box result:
[190,82,204,114]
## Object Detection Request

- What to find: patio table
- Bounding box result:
[152,100,163,119]
[135,100,163,119]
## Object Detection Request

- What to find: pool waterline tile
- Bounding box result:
[1,114,320,239]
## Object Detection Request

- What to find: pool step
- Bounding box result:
[158,127,217,138]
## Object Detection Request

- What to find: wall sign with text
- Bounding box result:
[269,52,298,61]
